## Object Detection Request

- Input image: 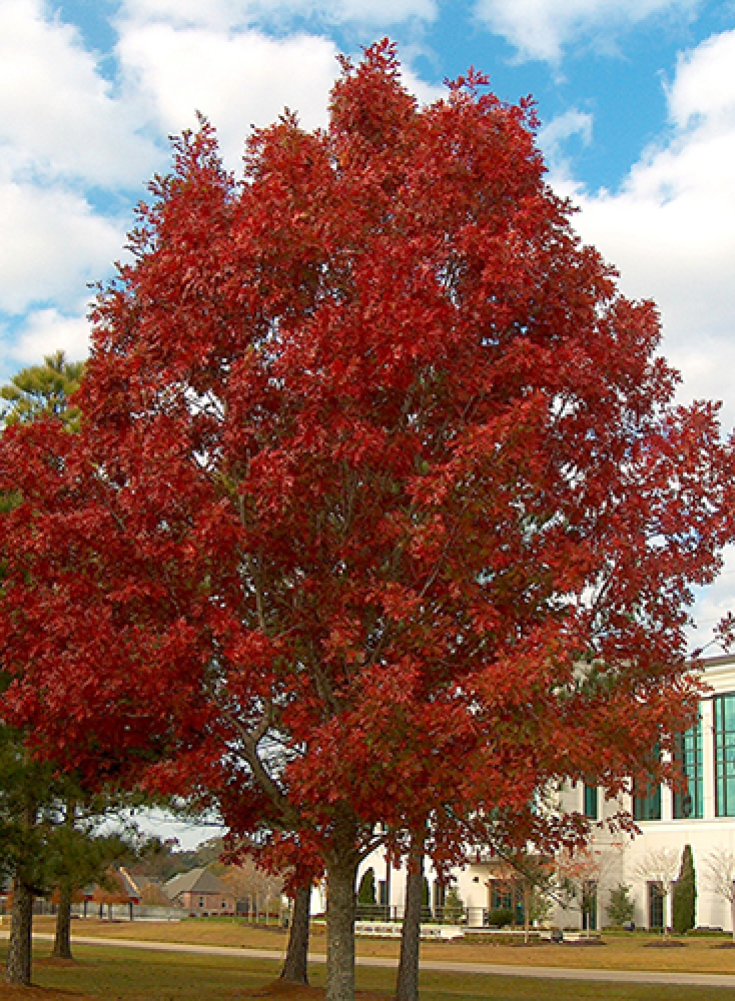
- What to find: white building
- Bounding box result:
[357,654,735,933]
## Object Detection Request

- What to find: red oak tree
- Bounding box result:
[1,42,733,1001]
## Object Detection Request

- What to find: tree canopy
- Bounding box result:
[0,41,732,1001]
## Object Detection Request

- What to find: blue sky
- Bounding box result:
[2,0,735,658]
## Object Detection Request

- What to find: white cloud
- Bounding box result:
[118,0,437,31]
[116,25,340,168]
[2,307,91,369]
[540,28,735,641]
[473,0,700,63]
[0,171,125,315]
[546,31,735,433]
[667,29,735,127]
[0,0,160,187]
[537,108,593,173]
[113,7,444,169]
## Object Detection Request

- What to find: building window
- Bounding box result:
[648,882,664,929]
[489,880,513,911]
[715,694,735,817]
[433,881,446,914]
[674,716,703,819]
[581,880,597,932]
[633,780,661,821]
[487,879,524,925]
[583,783,598,820]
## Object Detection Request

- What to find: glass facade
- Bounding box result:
[673,716,703,819]
[715,693,735,817]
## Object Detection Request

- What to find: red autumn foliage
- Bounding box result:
[1,40,733,1001]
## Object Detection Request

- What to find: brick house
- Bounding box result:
[164,867,235,916]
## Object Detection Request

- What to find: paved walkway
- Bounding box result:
[9,931,735,989]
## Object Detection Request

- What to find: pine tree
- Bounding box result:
[1,351,115,979]
[672,845,696,935]
[0,350,84,431]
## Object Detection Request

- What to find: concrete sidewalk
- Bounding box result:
[8,931,735,989]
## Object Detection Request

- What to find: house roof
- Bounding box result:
[165,867,229,899]
[84,866,142,904]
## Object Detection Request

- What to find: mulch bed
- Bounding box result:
[0,987,96,1001]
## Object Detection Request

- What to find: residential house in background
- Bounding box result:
[164,866,235,916]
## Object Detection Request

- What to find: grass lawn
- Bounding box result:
[0,941,733,1001]
[21,917,735,976]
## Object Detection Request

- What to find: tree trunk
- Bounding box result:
[52,878,74,959]
[325,822,359,1001]
[396,842,424,1001]
[280,884,311,985]
[6,877,34,985]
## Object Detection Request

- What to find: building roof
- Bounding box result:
[85,866,142,904]
[164,866,229,899]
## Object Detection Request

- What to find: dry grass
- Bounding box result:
[1,932,734,1001]
[0,944,732,1001]
[21,917,735,975]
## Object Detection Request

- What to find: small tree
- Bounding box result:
[443,885,464,924]
[357,868,377,908]
[607,884,635,927]
[634,848,681,937]
[672,844,696,935]
[704,848,735,944]
[556,847,616,936]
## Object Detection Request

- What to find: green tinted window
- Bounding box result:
[674,716,703,819]
[715,695,735,817]
[583,783,598,820]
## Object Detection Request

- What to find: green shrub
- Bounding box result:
[672,844,696,934]
[357,868,376,906]
[486,906,515,928]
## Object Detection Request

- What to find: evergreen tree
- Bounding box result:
[606,883,635,927]
[672,844,696,934]
[357,868,376,906]
[443,886,464,923]
[0,730,138,976]
[0,351,84,431]
[1,351,99,979]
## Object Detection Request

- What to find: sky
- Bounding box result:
[2,0,735,663]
